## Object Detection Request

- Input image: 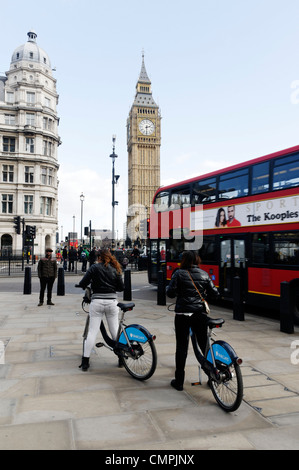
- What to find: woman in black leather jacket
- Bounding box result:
[77,248,124,371]
[166,250,220,391]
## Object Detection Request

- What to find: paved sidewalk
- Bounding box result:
[0,280,299,450]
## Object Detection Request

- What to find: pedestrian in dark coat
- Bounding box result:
[37,248,57,306]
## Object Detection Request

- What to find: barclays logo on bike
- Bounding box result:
[214,348,230,363]
[129,332,146,341]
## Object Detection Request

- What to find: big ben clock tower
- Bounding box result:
[127,53,161,243]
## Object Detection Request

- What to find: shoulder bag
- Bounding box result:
[187,271,210,315]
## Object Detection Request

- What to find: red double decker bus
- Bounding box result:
[148,145,299,318]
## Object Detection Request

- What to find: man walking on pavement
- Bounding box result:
[37,248,57,306]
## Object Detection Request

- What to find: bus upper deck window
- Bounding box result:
[273,153,299,190]
[192,178,216,204]
[251,162,269,194]
[154,191,170,212]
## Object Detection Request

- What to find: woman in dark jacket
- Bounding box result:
[77,248,124,371]
[166,250,220,391]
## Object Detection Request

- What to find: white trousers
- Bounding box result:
[84,299,119,357]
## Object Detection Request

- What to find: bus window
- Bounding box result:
[218,168,249,200]
[273,232,299,265]
[154,191,170,212]
[169,238,185,262]
[170,186,190,208]
[192,178,216,204]
[252,233,270,264]
[273,154,299,190]
[251,162,269,194]
[198,236,217,263]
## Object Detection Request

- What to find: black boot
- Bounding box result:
[79,356,90,371]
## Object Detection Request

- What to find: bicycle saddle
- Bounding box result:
[207,318,225,329]
[117,302,135,312]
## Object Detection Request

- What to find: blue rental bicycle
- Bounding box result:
[80,287,157,381]
[190,317,243,412]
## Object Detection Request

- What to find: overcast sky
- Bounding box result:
[1,0,299,241]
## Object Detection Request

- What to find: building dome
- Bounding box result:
[10,30,51,70]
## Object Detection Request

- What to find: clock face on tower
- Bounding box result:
[139,119,155,135]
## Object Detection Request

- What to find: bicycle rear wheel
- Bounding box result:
[121,339,157,381]
[209,362,243,412]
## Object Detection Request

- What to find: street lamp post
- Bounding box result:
[110,135,120,251]
[80,193,85,243]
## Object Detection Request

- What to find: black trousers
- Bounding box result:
[39,277,55,303]
[174,312,208,386]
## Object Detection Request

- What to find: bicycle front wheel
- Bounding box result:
[121,339,157,381]
[209,362,243,412]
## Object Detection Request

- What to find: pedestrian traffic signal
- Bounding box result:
[14,216,21,234]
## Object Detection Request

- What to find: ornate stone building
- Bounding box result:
[0,31,60,256]
[126,54,161,243]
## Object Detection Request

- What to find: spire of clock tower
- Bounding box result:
[138,51,151,84]
[134,52,156,106]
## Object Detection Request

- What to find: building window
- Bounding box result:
[25,166,34,183]
[3,137,16,152]
[41,167,47,184]
[43,117,53,130]
[26,113,35,126]
[4,114,16,125]
[41,167,54,185]
[6,92,14,104]
[43,140,53,156]
[40,196,53,216]
[25,137,34,153]
[2,165,14,182]
[44,97,50,108]
[26,92,35,105]
[48,168,53,185]
[2,194,13,214]
[24,195,33,214]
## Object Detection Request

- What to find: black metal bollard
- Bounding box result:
[57,267,65,296]
[157,270,166,306]
[123,269,132,301]
[233,276,244,321]
[23,266,32,295]
[280,281,294,334]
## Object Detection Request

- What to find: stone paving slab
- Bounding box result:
[0,280,299,450]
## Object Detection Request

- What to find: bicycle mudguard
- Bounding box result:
[206,340,238,366]
[118,324,152,345]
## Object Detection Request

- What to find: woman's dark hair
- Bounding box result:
[215,207,227,227]
[180,250,201,269]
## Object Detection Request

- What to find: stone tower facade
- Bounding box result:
[126,54,161,243]
[0,31,61,256]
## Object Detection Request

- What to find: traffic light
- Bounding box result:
[147,218,150,238]
[14,216,21,234]
[25,225,36,238]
